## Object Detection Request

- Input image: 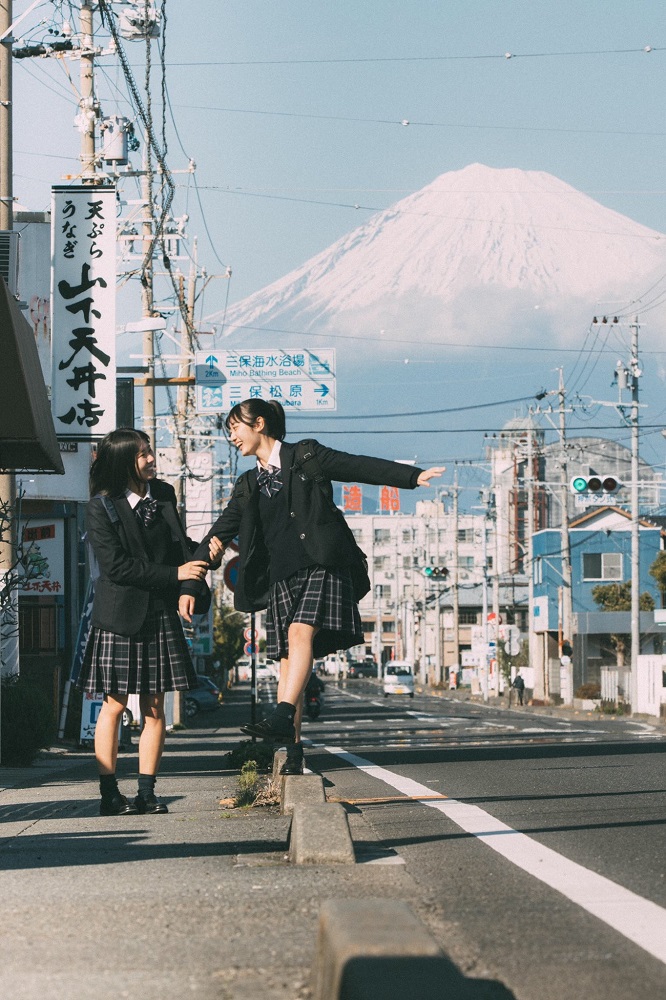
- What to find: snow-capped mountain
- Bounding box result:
[208,164,666,350]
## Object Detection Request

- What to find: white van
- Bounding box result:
[383,661,415,698]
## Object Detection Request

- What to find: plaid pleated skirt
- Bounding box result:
[266,565,364,662]
[78,607,198,695]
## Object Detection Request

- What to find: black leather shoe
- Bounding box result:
[280,743,304,775]
[240,715,295,744]
[99,793,139,816]
[134,793,168,814]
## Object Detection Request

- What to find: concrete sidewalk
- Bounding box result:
[0,688,503,1000]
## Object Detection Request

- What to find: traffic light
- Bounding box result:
[424,566,448,579]
[569,474,622,496]
[561,639,573,658]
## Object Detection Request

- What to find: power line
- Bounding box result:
[172,100,666,141]
[156,45,662,67]
[210,320,666,355]
[193,184,664,242]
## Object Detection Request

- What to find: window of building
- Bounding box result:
[459,556,475,570]
[350,528,363,542]
[374,556,390,570]
[382,620,395,634]
[374,528,391,544]
[362,620,375,633]
[582,552,623,581]
[19,603,57,654]
[402,556,412,570]
[375,584,391,599]
[458,528,474,543]
[402,530,411,544]
[458,609,478,625]
[533,557,542,585]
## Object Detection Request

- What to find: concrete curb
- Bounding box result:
[280,772,326,815]
[312,898,461,1000]
[272,749,287,782]
[288,803,355,865]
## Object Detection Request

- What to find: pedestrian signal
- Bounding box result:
[424,566,448,579]
[569,475,622,495]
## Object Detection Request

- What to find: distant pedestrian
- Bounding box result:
[181,398,444,775]
[512,672,525,706]
[78,429,220,816]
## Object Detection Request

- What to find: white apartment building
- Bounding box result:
[344,499,487,684]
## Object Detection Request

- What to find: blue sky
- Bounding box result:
[11,1,666,498]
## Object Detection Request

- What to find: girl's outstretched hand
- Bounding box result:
[417,466,446,487]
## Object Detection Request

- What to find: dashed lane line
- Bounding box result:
[325,746,666,967]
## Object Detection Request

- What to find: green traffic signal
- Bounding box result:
[569,474,622,495]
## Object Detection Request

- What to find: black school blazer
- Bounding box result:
[185,440,423,613]
[87,478,203,637]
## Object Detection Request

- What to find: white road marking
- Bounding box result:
[325,746,666,967]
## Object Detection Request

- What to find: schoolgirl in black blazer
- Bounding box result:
[181,398,443,774]
[79,428,218,816]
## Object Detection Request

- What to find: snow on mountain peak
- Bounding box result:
[209,164,666,349]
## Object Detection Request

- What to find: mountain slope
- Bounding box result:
[209,164,666,348]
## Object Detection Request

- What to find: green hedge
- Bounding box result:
[1,674,56,765]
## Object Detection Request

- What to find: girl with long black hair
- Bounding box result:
[181,399,443,775]
[79,428,219,815]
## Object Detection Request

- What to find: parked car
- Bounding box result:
[383,661,415,698]
[347,660,378,679]
[185,678,223,718]
[196,675,223,702]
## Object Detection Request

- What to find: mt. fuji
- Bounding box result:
[209,164,666,352]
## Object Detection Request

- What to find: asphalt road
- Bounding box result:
[300,680,666,1000]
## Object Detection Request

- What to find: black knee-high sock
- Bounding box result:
[99,773,119,800]
[137,774,156,799]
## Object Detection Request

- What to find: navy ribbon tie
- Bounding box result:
[135,496,158,527]
[257,466,282,498]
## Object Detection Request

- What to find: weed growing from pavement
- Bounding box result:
[234,760,260,806]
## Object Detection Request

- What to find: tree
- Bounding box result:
[591,581,654,666]
[649,551,666,609]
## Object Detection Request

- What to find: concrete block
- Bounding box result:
[272,749,287,782]
[280,772,325,815]
[312,898,463,1000]
[289,803,355,865]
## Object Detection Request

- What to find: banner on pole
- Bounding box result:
[51,185,117,439]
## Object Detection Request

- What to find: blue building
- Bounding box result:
[532,506,665,693]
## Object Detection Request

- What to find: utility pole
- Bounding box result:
[480,496,489,702]
[0,0,18,685]
[526,413,541,700]
[375,582,383,677]
[451,466,460,678]
[79,2,95,181]
[492,489,501,695]
[174,241,197,519]
[629,317,641,711]
[558,369,574,705]
[141,153,156,446]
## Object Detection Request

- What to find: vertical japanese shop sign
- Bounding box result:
[51,185,116,439]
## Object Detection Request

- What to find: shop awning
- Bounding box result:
[0,275,64,473]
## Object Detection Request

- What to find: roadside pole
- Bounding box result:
[629,317,640,712]
[0,0,15,757]
[451,467,460,678]
[558,369,574,705]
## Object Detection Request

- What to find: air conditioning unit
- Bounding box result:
[0,231,19,296]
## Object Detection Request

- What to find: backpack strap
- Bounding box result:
[295,440,325,483]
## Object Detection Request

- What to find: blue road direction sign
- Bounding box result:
[195,349,336,412]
